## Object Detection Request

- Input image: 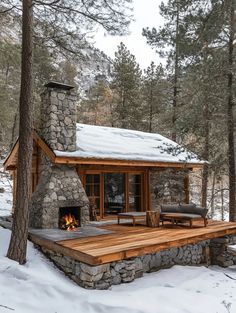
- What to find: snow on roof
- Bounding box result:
[54,123,204,164]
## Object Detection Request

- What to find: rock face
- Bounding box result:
[29,82,90,228]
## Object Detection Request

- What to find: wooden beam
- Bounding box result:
[184,174,190,204]
[32,131,56,162]
[3,141,19,170]
[54,156,204,169]
[28,233,96,265]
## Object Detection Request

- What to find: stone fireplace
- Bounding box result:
[29,82,90,229]
[59,206,81,230]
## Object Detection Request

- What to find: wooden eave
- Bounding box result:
[54,155,204,169]
[4,131,204,170]
[3,140,19,170]
[3,131,56,170]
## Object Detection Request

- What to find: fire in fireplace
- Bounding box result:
[59,207,80,231]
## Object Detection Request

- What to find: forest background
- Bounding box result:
[0,0,235,222]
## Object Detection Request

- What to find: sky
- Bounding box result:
[94,0,164,69]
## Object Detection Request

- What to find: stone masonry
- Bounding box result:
[210,235,236,267]
[29,156,89,228]
[149,169,189,209]
[40,82,77,152]
[30,82,90,228]
[40,240,210,289]
[36,235,236,289]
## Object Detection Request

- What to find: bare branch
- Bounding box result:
[0,6,17,14]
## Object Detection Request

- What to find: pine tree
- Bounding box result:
[142,62,166,133]
[143,0,192,141]
[111,42,142,129]
[1,0,133,264]
[79,78,113,126]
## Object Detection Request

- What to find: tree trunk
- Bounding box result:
[227,0,236,222]
[221,179,224,221]
[7,0,34,264]
[201,47,210,209]
[171,1,180,142]
[201,101,209,208]
[148,84,154,133]
[210,170,216,218]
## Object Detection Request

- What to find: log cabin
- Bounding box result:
[4,82,204,229]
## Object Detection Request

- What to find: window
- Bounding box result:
[128,174,141,212]
[85,174,100,216]
[104,173,125,215]
[83,170,145,218]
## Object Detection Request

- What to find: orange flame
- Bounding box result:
[61,213,78,231]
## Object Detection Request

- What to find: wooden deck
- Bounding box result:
[29,220,236,266]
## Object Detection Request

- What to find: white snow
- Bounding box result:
[54,123,204,164]
[0,227,236,313]
[1,163,236,313]
[0,162,12,216]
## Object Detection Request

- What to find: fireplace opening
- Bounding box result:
[59,207,81,231]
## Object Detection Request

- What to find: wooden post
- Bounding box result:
[184,174,190,204]
[146,211,160,227]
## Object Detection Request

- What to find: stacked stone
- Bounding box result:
[30,83,90,229]
[29,156,89,228]
[210,235,236,267]
[40,240,209,290]
[40,87,77,152]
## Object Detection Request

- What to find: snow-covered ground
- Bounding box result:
[0,226,236,313]
[1,163,236,313]
[0,163,12,217]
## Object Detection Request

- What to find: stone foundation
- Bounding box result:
[39,240,210,289]
[210,235,236,267]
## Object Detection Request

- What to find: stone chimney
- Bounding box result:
[40,81,77,152]
[29,82,90,229]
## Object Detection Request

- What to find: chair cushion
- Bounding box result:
[161,204,181,213]
[161,203,208,218]
[195,206,208,217]
[179,203,196,214]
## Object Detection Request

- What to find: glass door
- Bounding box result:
[85,174,101,218]
[128,174,142,212]
[104,173,125,216]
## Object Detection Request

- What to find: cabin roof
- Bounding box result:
[54,123,204,165]
[4,123,205,170]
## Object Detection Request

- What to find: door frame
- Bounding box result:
[78,165,149,219]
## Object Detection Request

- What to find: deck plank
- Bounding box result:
[30,220,236,265]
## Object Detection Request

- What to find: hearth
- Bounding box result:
[59,206,81,231]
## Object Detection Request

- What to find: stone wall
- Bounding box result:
[29,156,89,228]
[210,235,236,267]
[150,169,189,209]
[40,240,210,289]
[40,84,77,152]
